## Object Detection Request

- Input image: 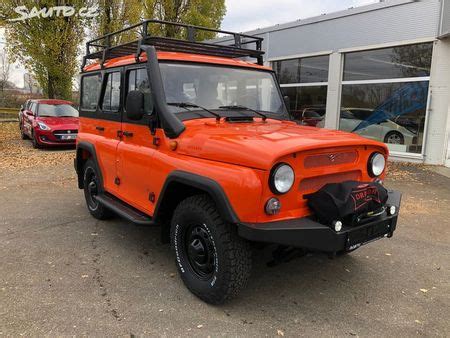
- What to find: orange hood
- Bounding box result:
[176,119,388,170]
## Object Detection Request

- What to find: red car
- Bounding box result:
[19,99,79,148]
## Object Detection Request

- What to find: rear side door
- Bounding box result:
[79,70,122,195]
[115,66,158,214]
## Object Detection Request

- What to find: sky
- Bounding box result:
[1,0,379,89]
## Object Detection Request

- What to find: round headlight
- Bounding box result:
[368,152,386,177]
[270,163,295,194]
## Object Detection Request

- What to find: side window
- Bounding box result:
[81,74,101,110]
[30,102,37,114]
[126,68,152,112]
[102,72,121,112]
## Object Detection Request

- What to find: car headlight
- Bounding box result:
[37,122,50,130]
[368,152,386,177]
[270,163,295,194]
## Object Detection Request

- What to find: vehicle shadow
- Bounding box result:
[98,215,379,316]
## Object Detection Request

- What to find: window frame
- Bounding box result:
[100,70,122,114]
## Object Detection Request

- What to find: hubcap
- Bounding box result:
[184,225,215,279]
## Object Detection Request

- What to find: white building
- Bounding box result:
[221,0,450,167]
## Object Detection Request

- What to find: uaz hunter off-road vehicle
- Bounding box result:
[75,20,402,304]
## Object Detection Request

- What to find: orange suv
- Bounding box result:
[75,21,401,304]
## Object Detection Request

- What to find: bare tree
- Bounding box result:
[0,51,11,93]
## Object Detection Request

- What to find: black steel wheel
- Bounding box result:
[83,159,112,220]
[183,224,216,280]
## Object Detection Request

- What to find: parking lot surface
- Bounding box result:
[0,122,449,336]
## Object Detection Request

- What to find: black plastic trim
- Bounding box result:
[95,193,155,225]
[144,46,185,138]
[75,141,104,191]
[154,170,239,224]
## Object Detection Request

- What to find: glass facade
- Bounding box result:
[281,86,327,126]
[340,43,433,154]
[343,44,433,81]
[273,55,329,126]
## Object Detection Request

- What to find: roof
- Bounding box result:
[216,0,414,38]
[83,51,272,72]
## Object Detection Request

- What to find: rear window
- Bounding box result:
[38,104,78,117]
[81,74,101,110]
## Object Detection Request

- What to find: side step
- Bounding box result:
[95,193,155,226]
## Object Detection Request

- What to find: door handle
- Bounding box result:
[122,131,133,137]
[96,126,105,131]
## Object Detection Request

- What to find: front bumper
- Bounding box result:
[238,190,401,253]
[35,129,77,146]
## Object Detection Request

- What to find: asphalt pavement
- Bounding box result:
[0,155,449,336]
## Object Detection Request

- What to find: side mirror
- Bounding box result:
[20,105,24,111]
[126,90,153,121]
[283,95,290,109]
[25,110,34,117]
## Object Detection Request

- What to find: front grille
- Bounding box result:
[300,170,360,195]
[53,129,78,135]
[304,150,357,168]
[53,129,78,141]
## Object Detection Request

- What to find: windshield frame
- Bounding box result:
[158,60,291,121]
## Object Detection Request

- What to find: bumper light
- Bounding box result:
[265,197,281,215]
[388,205,396,215]
[332,220,343,232]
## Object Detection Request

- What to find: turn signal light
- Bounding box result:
[169,141,178,151]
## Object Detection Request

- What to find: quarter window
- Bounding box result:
[81,74,101,110]
[102,72,121,112]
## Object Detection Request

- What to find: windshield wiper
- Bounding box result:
[219,105,267,121]
[167,102,221,122]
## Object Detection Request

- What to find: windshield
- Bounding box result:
[38,104,79,117]
[159,63,286,115]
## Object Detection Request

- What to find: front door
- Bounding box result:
[116,67,158,215]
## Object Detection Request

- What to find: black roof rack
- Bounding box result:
[82,20,265,71]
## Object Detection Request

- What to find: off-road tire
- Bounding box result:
[170,195,252,304]
[83,159,112,220]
